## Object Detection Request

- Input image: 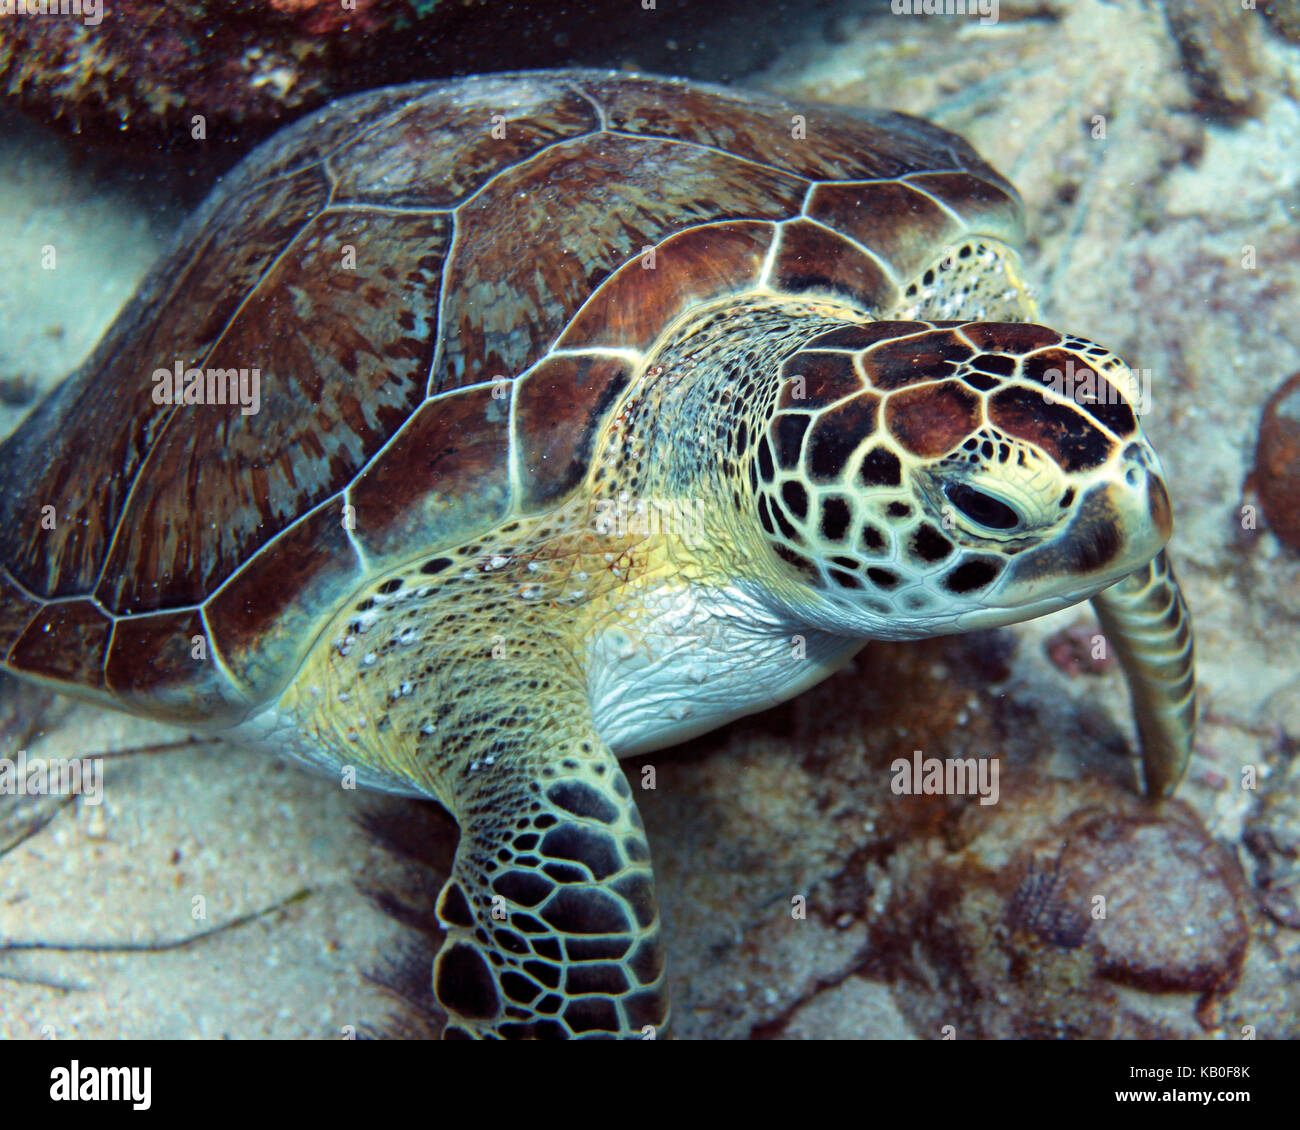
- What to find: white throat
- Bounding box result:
[586,579,863,757]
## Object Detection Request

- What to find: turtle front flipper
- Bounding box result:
[432,733,668,1040]
[1090,550,1197,798]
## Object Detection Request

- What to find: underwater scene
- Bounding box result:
[0,0,1297,1047]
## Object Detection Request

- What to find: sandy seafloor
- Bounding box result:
[1,0,1299,1039]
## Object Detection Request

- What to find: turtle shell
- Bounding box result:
[0,69,1024,725]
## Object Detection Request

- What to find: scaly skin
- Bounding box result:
[268,239,1195,1037]
[1092,551,1197,797]
[0,72,1195,1040]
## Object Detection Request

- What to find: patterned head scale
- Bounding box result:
[751,320,1171,635]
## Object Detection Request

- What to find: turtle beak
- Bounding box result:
[1004,448,1172,597]
[1110,441,1173,554]
[1145,469,1173,542]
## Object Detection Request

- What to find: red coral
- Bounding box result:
[269,0,387,35]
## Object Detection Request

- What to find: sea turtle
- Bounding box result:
[0,70,1195,1039]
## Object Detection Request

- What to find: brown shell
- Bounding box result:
[0,69,1024,723]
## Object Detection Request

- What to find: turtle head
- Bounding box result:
[747,320,1172,638]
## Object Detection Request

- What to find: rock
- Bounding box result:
[1244,772,1300,930]
[0,1,854,154]
[1044,621,1114,677]
[1164,0,1265,120]
[0,0,388,145]
[1262,0,1300,43]
[863,784,1249,1038]
[1062,811,1248,993]
[780,977,914,1040]
[1255,372,1300,550]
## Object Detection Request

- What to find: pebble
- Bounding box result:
[1255,371,1300,550]
[1165,0,1260,119]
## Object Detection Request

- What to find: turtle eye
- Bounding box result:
[944,482,1021,531]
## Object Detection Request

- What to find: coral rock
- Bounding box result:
[1063,811,1248,993]
[1164,0,1264,119]
[1256,372,1300,550]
